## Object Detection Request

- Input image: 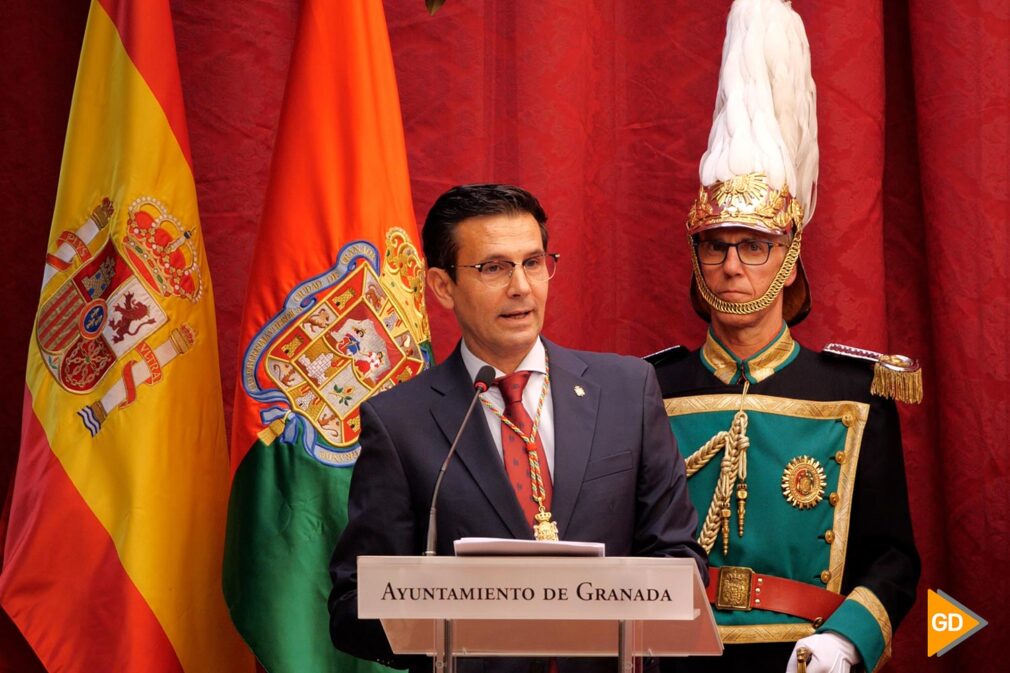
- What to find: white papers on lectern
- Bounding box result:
[453,537,605,557]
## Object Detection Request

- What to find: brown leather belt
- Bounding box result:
[707,566,845,624]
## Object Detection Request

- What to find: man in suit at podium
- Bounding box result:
[330,183,705,673]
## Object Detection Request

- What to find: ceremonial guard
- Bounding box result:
[650,2,921,672]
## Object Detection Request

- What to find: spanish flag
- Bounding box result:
[0,2,253,672]
[223,1,431,672]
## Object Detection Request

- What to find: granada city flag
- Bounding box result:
[223,1,431,672]
[0,1,254,672]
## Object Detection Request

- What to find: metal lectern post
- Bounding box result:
[433,619,455,673]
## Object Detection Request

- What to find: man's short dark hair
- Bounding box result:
[422,184,549,277]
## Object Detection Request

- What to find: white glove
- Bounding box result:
[784,632,861,673]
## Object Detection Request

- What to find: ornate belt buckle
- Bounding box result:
[715,566,754,611]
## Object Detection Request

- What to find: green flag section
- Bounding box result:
[223,1,432,671]
[225,440,357,671]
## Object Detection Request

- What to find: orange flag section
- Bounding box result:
[230,0,425,461]
[0,2,252,672]
[223,2,430,672]
[927,589,987,657]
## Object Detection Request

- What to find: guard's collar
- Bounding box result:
[701,323,798,384]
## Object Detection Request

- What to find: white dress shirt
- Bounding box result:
[460,338,556,476]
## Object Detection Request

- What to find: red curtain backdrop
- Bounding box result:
[1,1,1006,671]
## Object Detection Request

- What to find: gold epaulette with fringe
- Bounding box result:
[823,343,923,404]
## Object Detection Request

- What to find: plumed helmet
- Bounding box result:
[687,0,818,325]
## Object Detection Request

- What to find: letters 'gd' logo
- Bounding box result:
[927,589,987,657]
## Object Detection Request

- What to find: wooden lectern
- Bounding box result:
[358,556,721,673]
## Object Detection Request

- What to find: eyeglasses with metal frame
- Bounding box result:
[694,239,787,266]
[449,252,560,287]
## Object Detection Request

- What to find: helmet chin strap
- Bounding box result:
[690,231,803,316]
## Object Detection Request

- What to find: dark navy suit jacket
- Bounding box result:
[329,339,705,673]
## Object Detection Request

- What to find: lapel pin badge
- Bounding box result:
[574,385,586,397]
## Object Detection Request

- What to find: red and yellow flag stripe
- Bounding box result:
[0,2,252,672]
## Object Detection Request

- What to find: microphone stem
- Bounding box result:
[424,387,487,556]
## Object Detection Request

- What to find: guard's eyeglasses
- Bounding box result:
[694,239,786,266]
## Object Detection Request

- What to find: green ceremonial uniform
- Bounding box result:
[650,326,919,673]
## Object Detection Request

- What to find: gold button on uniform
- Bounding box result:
[824,530,835,544]
[820,570,832,584]
[834,451,846,465]
[828,492,839,507]
[841,412,854,427]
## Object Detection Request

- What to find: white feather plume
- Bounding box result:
[698,0,819,224]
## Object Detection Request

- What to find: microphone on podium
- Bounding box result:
[424,365,496,556]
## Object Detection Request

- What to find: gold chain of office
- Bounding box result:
[689,231,803,316]
[479,359,558,540]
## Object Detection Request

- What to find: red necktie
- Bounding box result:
[497,371,553,529]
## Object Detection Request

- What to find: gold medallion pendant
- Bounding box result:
[781,456,826,509]
[534,510,559,541]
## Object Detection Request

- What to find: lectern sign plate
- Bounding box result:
[358,556,696,621]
